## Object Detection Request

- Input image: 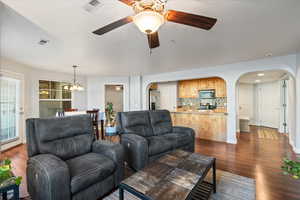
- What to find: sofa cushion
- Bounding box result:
[119,111,154,137]
[66,153,116,194]
[33,115,94,160]
[162,133,193,148]
[149,110,173,135]
[147,136,173,156]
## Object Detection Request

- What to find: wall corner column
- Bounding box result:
[129,75,142,111]
[294,53,300,153]
[226,78,238,144]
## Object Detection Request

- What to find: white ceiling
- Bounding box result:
[238,70,287,84]
[1,0,300,76]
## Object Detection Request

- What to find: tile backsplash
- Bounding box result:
[178,97,227,108]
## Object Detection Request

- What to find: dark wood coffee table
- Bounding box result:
[119,150,216,200]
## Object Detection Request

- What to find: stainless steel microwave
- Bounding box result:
[199,89,215,99]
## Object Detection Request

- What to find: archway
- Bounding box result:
[235,69,296,146]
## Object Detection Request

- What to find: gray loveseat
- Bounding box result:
[26,115,124,200]
[117,110,195,171]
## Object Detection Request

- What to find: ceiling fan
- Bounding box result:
[92,0,217,49]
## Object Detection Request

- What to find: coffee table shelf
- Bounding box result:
[188,181,214,200]
[119,150,216,200]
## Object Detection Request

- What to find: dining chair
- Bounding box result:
[87,109,100,140]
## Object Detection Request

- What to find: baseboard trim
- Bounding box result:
[227,138,237,144]
[291,143,300,154]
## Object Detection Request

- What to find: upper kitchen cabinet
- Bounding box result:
[215,78,227,97]
[178,80,198,98]
[178,77,227,98]
[178,80,194,98]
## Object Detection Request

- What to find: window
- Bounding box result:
[39,80,72,118]
[0,77,20,142]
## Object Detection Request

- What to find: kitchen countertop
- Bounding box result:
[171,109,228,116]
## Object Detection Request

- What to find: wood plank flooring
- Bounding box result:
[1,126,300,200]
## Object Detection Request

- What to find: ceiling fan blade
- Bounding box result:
[93,16,132,35]
[147,32,160,49]
[118,0,135,6]
[166,10,217,30]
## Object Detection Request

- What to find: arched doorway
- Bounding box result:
[236,70,296,143]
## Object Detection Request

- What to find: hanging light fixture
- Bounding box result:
[133,10,165,34]
[132,0,165,34]
[65,65,84,91]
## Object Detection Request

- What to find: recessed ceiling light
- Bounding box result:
[255,80,261,83]
[115,86,122,91]
[257,73,265,77]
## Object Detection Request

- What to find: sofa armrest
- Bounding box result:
[92,140,124,186]
[27,154,71,200]
[120,134,148,171]
[173,126,195,137]
[173,126,195,152]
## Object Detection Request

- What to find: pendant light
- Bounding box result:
[64,65,84,91]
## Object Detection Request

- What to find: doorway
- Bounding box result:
[237,70,293,139]
[0,71,24,150]
[104,85,124,113]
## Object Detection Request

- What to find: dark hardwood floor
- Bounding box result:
[1,126,300,200]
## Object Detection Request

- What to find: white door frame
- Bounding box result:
[0,70,25,151]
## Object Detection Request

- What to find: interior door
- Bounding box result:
[257,82,280,128]
[0,71,24,150]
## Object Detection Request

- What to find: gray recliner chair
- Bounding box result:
[117,110,195,171]
[26,115,124,200]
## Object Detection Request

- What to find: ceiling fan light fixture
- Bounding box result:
[133,11,165,34]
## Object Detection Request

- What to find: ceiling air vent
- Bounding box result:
[84,0,102,13]
[38,39,49,45]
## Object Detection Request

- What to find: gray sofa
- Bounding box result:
[117,110,195,171]
[26,115,124,200]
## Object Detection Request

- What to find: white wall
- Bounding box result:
[238,83,254,123]
[157,82,178,111]
[287,77,296,148]
[0,58,87,149]
[1,58,87,118]
[295,52,300,152]
[129,76,142,111]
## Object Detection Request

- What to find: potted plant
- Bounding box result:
[0,159,22,188]
[105,102,116,127]
[282,158,300,179]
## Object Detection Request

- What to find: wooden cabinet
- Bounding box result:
[214,78,227,97]
[178,80,198,98]
[178,77,226,98]
[171,113,227,142]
